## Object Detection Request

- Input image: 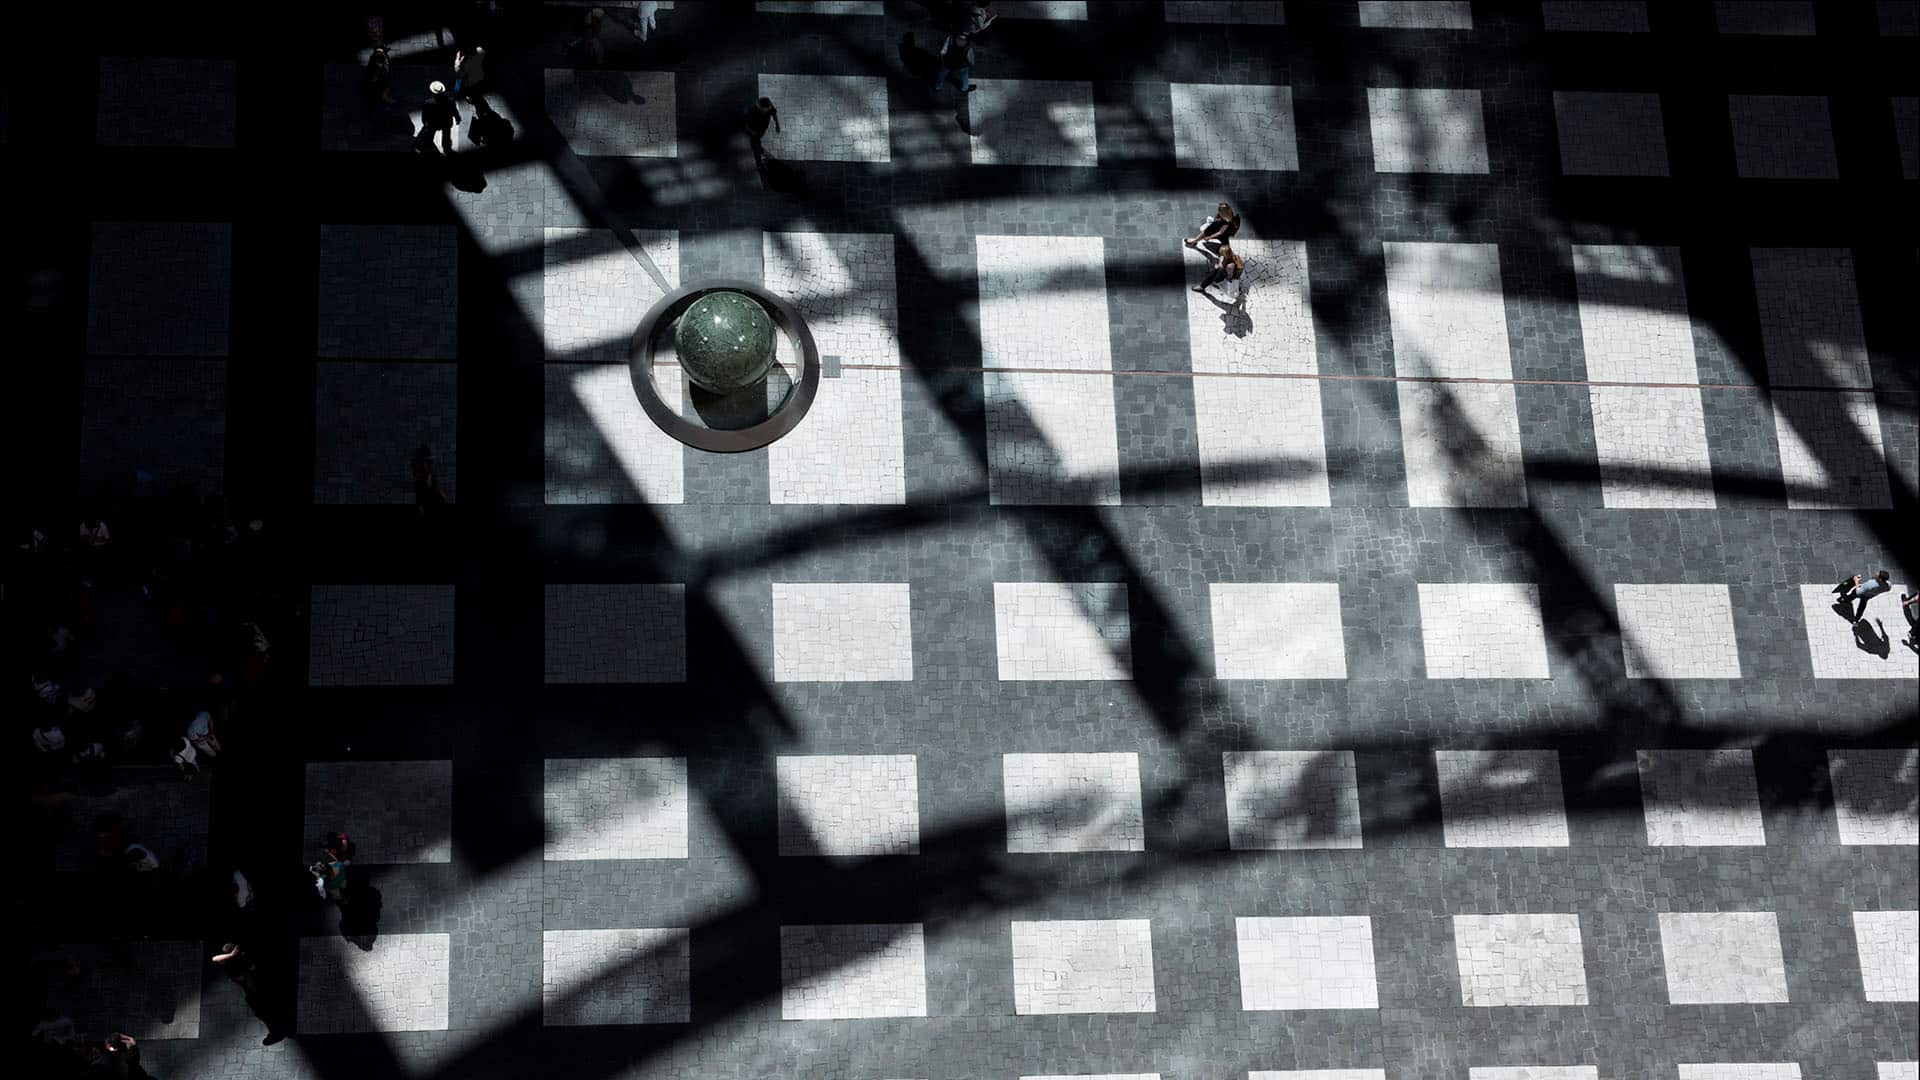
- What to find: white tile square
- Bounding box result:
[1224,751,1364,850]
[1613,584,1742,679]
[771,582,914,681]
[1637,750,1766,846]
[1366,88,1489,173]
[1714,0,1816,33]
[1384,242,1524,506]
[1470,1070,1598,1080]
[542,928,691,1025]
[1170,83,1297,170]
[1878,1063,1920,1080]
[781,924,929,1019]
[968,80,1098,166]
[1027,1075,1158,1080]
[977,234,1117,504]
[778,755,921,856]
[1658,911,1789,1004]
[1418,584,1552,680]
[1185,238,1329,506]
[1587,385,1716,509]
[997,0,1089,15]
[994,582,1131,681]
[544,583,687,683]
[1854,910,1920,1001]
[1676,1068,1801,1080]
[1250,1073,1386,1080]
[546,363,685,504]
[757,74,889,162]
[1011,919,1157,1014]
[1750,247,1872,388]
[1729,94,1839,178]
[1359,1,1471,28]
[1553,91,1669,176]
[1436,750,1569,848]
[308,584,457,685]
[1570,245,1698,382]
[1210,584,1348,679]
[1165,0,1284,22]
[1004,752,1145,852]
[1541,1,1650,32]
[303,760,453,864]
[298,933,450,1033]
[45,941,203,1039]
[1452,914,1588,1006]
[1798,584,1917,678]
[1773,390,1893,510]
[543,228,678,363]
[1235,916,1379,1010]
[544,757,689,860]
[1829,748,1919,845]
[544,69,676,157]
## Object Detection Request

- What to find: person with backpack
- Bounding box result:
[934,32,978,94]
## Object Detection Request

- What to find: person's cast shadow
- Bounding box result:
[1852,618,1891,659]
[338,867,385,952]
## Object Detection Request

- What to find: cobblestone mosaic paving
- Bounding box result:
[30,2,1920,1078]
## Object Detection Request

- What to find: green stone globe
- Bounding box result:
[674,291,777,394]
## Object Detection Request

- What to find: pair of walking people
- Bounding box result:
[416,48,493,154]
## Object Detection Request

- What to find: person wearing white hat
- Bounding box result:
[418,81,460,154]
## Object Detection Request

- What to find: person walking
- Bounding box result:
[418,82,460,154]
[452,46,486,103]
[1901,591,1919,648]
[1835,570,1893,622]
[568,7,607,65]
[362,47,396,117]
[743,97,781,170]
[1184,202,1240,255]
[1195,239,1245,295]
[935,32,978,93]
[638,0,660,41]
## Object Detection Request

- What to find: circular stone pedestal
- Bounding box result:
[673,291,776,394]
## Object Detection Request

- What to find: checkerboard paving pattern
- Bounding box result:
[297,933,450,1033]
[79,357,226,495]
[1554,91,1668,176]
[1658,911,1789,1004]
[544,69,677,157]
[542,228,678,364]
[1829,748,1920,846]
[779,923,929,1019]
[1637,750,1767,846]
[1729,95,1839,178]
[1209,583,1348,679]
[977,235,1118,504]
[1385,243,1526,507]
[1750,247,1872,388]
[764,230,906,503]
[544,584,687,683]
[1011,919,1157,1014]
[1366,88,1490,174]
[1185,238,1331,506]
[777,754,920,856]
[1613,585,1742,679]
[40,942,203,1040]
[771,582,915,681]
[1359,1,1471,28]
[1452,914,1589,1007]
[1541,0,1651,32]
[1418,585,1552,679]
[545,362,686,503]
[313,362,458,504]
[1436,750,1570,848]
[544,757,690,860]
[304,760,454,864]
[1570,244,1713,508]
[1169,83,1298,170]
[1223,750,1364,850]
[1853,910,1920,1002]
[95,57,236,148]
[1003,752,1145,852]
[994,583,1131,680]
[1235,916,1380,1010]
[1797,584,1917,678]
[968,80,1098,166]
[308,584,456,685]
[542,927,692,1025]
[756,74,889,162]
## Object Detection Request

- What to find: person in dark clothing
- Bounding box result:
[418,81,460,154]
[1195,239,1245,295]
[412,446,448,512]
[1185,202,1241,255]
[935,33,977,93]
[743,97,780,169]
[362,47,396,117]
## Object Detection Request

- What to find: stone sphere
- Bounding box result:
[673,291,777,394]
